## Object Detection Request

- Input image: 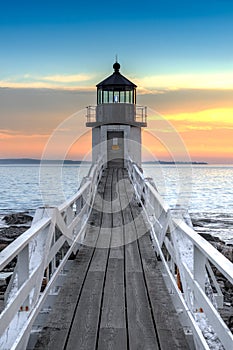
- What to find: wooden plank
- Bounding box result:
[121,198,142,272]
[89,248,109,272]
[119,171,159,350]
[124,168,189,350]
[109,245,124,259]
[97,168,127,350]
[125,241,142,273]
[84,207,103,248]
[138,234,190,349]
[34,245,95,349]
[65,271,105,350]
[95,168,112,249]
[126,270,159,350]
[97,328,127,350]
[65,169,113,350]
[98,258,127,350]
[95,205,112,250]
[100,258,125,329]
[110,169,124,251]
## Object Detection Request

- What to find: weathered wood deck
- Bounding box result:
[34,168,189,350]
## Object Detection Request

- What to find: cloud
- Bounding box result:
[165,108,233,125]
[138,88,233,115]
[135,72,233,91]
[41,74,93,83]
[0,129,19,135]
[0,80,95,91]
[1,70,233,94]
[0,72,95,90]
[0,132,14,139]
[0,129,50,138]
[146,107,233,135]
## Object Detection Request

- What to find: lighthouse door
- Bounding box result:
[107,131,124,168]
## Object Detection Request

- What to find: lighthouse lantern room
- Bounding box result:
[86,62,147,167]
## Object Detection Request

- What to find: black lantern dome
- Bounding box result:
[96,62,137,104]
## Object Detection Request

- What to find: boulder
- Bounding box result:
[2,212,32,225]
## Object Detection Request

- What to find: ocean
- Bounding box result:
[0,163,233,244]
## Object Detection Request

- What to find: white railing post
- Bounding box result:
[18,245,30,311]
[193,246,206,310]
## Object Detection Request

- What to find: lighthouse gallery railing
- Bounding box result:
[86,104,147,124]
[0,158,232,349]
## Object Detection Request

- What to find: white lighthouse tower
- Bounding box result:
[86,61,147,167]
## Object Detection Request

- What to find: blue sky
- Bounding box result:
[1,0,233,162]
[1,0,233,79]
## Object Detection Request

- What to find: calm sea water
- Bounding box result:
[0,164,232,243]
[143,164,233,244]
[0,164,90,215]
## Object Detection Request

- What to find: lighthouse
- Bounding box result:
[86,61,147,167]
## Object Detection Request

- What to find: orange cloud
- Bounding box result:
[135,72,233,91]
[146,108,233,163]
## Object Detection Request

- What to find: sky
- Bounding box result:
[0,0,233,163]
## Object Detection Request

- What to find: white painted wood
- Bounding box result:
[127,160,233,350]
[0,158,104,350]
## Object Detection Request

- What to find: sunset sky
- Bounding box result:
[1,0,233,163]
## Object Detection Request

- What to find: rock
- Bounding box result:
[225,280,233,291]
[221,246,233,262]
[0,216,32,251]
[218,280,225,289]
[0,236,14,244]
[197,231,222,243]
[0,226,29,239]
[0,243,8,252]
[211,242,233,263]
[2,212,32,225]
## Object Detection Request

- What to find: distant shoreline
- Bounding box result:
[0,158,87,165]
[0,158,208,165]
[143,160,208,165]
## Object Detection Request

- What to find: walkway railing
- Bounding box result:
[127,159,233,350]
[1,158,232,349]
[0,159,104,350]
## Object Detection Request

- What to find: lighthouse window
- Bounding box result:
[103,90,109,103]
[125,91,130,103]
[129,91,132,103]
[98,89,102,104]
[114,91,119,103]
[120,91,125,103]
[109,91,113,103]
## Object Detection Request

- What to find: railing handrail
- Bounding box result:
[0,157,104,350]
[0,217,51,271]
[127,159,233,350]
[174,218,233,284]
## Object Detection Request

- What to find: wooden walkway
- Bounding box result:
[34,168,189,350]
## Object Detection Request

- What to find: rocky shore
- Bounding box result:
[0,212,33,252]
